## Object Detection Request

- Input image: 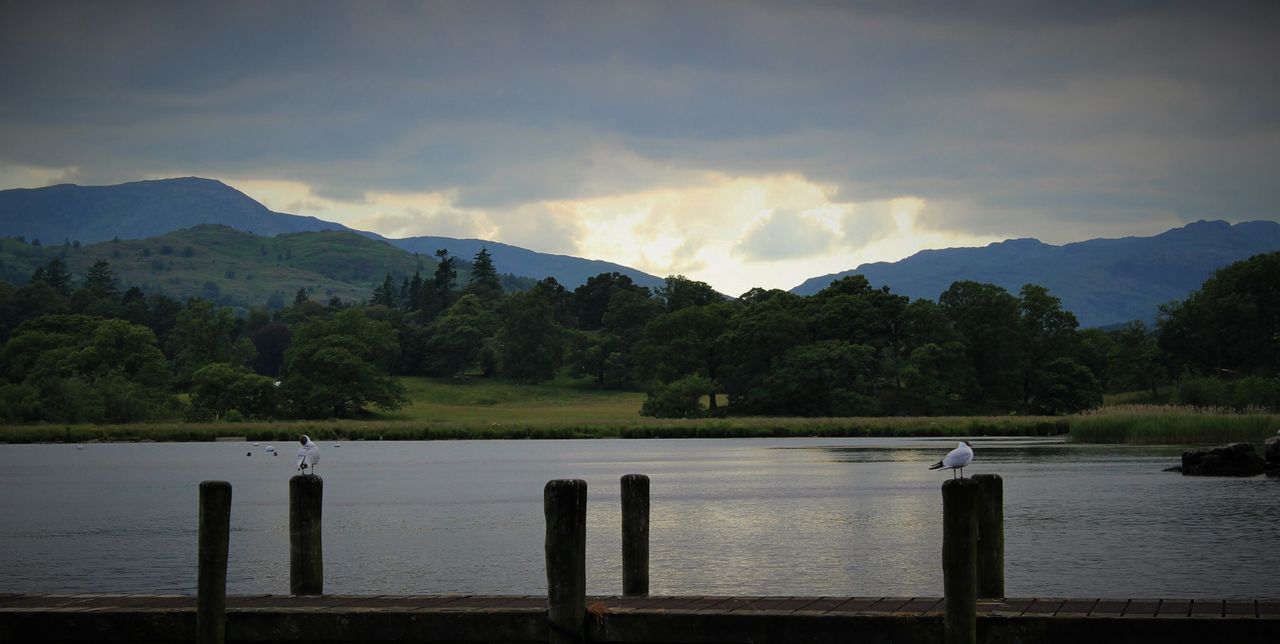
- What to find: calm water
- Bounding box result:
[0,437,1276,598]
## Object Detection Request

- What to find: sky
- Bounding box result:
[1,1,1278,296]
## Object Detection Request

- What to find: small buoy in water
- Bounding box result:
[253,442,260,446]
[246,451,252,457]
[333,443,341,448]
[76,445,85,450]
[265,445,275,453]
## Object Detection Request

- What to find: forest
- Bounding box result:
[1,239,1277,424]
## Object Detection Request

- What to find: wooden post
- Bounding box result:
[942,477,979,644]
[621,474,649,596]
[197,480,231,644]
[545,479,587,644]
[289,474,323,596]
[973,474,1005,599]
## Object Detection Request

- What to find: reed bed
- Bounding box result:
[1071,407,1280,444]
[0,416,1069,444]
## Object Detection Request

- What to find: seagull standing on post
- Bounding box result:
[929,441,973,478]
[296,434,320,474]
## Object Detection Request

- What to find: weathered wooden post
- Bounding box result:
[942,477,980,644]
[621,474,650,596]
[289,474,323,595]
[545,479,587,644]
[197,480,232,644]
[973,473,1005,598]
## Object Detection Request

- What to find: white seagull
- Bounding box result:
[929,441,973,478]
[296,434,320,473]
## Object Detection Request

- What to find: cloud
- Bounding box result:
[2,1,1279,293]
[735,209,838,261]
[0,163,81,190]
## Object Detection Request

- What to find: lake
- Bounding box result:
[0,437,1276,598]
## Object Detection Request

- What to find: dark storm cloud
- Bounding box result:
[1,0,1278,239]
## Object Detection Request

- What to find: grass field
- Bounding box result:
[0,378,1276,445]
[379,376,648,424]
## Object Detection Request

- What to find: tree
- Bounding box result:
[640,374,713,418]
[189,363,279,420]
[280,309,407,418]
[807,277,910,394]
[494,285,567,382]
[1028,357,1102,415]
[466,247,501,297]
[29,258,72,296]
[1109,321,1163,397]
[568,287,663,388]
[897,341,969,415]
[939,281,1021,405]
[371,273,397,307]
[72,259,123,319]
[656,275,721,312]
[718,293,809,410]
[0,315,172,423]
[1159,252,1280,378]
[423,248,458,318]
[572,272,650,330]
[167,299,254,385]
[748,340,879,416]
[636,303,732,409]
[5,280,68,341]
[422,294,500,376]
[1016,284,1080,407]
[83,259,119,297]
[249,322,293,376]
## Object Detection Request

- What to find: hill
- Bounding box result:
[0,225,436,309]
[367,233,665,290]
[0,177,352,242]
[791,219,1280,327]
[0,177,664,290]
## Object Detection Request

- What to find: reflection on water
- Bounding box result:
[0,437,1276,598]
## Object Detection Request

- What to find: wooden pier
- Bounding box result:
[4,473,1276,643]
[1,593,1277,643]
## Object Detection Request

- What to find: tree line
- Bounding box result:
[1,245,1277,423]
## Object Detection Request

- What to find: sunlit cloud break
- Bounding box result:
[232,173,1000,296]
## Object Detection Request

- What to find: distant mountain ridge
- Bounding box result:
[792,219,1280,327]
[0,177,353,241]
[0,178,664,289]
[363,233,665,290]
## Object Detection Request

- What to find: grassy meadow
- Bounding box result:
[0,377,1276,446]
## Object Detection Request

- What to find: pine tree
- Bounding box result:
[371,273,397,307]
[30,258,72,296]
[84,259,119,297]
[468,247,501,296]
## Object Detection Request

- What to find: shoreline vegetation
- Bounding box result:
[1,406,1276,446]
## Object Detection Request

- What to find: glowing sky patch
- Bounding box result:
[232,173,1000,296]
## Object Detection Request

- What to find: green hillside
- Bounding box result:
[1,225,443,309]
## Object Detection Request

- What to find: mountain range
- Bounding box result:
[0,177,665,290]
[2,177,1278,326]
[792,219,1280,326]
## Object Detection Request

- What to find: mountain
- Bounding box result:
[365,233,665,290]
[0,178,664,289]
[792,219,1280,327]
[0,177,353,242]
[0,224,437,309]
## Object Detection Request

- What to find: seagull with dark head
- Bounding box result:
[296,434,320,473]
[929,441,973,478]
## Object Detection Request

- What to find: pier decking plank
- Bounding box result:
[3,594,1278,644]
[5,593,1278,616]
